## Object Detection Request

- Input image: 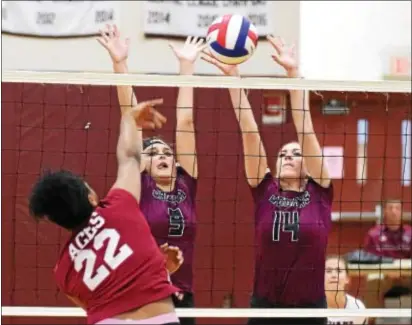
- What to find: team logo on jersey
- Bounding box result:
[152,188,187,204]
[269,191,311,209]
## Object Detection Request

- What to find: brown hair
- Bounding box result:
[383,198,402,207]
[326,255,349,273]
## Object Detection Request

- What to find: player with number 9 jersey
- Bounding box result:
[100,24,203,325]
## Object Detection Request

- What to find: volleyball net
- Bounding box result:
[1,70,411,323]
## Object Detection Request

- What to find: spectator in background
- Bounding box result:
[363,199,411,316]
[364,199,411,259]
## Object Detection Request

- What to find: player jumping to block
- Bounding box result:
[202,36,333,325]
[29,99,183,325]
[97,24,206,325]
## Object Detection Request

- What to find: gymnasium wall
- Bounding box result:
[2,83,411,325]
[1,1,300,76]
[2,1,411,79]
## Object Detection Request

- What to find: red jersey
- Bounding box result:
[364,224,411,259]
[54,188,179,324]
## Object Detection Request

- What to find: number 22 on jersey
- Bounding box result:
[69,213,133,291]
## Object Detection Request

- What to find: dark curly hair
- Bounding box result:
[29,169,94,230]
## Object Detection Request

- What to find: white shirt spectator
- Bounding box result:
[328,294,367,325]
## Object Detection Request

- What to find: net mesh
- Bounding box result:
[1,73,411,324]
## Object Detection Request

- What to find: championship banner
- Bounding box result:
[1,1,119,37]
[143,1,273,37]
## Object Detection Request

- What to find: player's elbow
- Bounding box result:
[177,117,194,131]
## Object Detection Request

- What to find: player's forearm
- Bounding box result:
[229,88,258,133]
[117,111,142,161]
[176,65,194,128]
[113,61,142,153]
[287,69,314,135]
[113,61,138,114]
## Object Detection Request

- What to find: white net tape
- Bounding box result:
[2,70,412,92]
[2,70,411,321]
[2,306,411,318]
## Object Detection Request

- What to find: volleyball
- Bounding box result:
[206,14,258,65]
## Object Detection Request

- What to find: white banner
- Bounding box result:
[143,1,273,37]
[2,1,119,37]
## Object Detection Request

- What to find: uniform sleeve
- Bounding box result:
[101,188,140,212]
[363,229,379,255]
[250,172,276,204]
[308,178,333,207]
[177,166,197,198]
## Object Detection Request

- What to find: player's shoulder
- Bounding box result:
[403,224,412,233]
[100,188,139,209]
[346,294,366,309]
[368,224,384,236]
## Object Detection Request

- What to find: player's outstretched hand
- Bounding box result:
[267,35,298,74]
[160,243,184,274]
[201,49,240,77]
[97,24,130,64]
[131,99,167,130]
[169,36,208,72]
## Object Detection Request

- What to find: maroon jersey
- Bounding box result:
[140,166,197,293]
[251,173,333,305]
[364,224,411,259]
[54,189,178,324]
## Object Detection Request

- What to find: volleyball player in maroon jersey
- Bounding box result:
[202,36,333,325]
[97,25,205,325]
[28,99,185,324]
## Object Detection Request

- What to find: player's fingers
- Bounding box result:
[106,24,114,38]
[139,98,164,109]
[99,30,110,43]
[185,36,192,46]
[152,112,166,129]
[125,37,131,48]
[271,54,282,65]
[289,43,296,56]
[267,35,282,54]
[153,110,167,124]
[196,38,204,47]
[160,243,168,249]
[141,121,155,129]
[191,36,197,44]
[113,24,119,37]
[96,37,107,48]
[198,43,209,53]
[200,54,216,65]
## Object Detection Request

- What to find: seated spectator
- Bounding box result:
[325,255,367,325]
[362,199,411,315]
[364,199,411,259]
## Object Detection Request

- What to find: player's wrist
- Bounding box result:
[179,62,195,75]
[286,68,301,78]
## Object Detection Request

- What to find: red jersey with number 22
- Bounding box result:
[54,188,179,325]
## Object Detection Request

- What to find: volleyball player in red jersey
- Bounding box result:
[202,36,332,325]
[29,100,183,325]
[97,25,206,325]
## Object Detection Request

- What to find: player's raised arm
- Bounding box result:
[267,36,331,188]
[97,24,137,114]
[113,99,166,202]
[201,51,268,187]
[169,37,206,178]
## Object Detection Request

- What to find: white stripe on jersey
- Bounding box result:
[328,294,367,325]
